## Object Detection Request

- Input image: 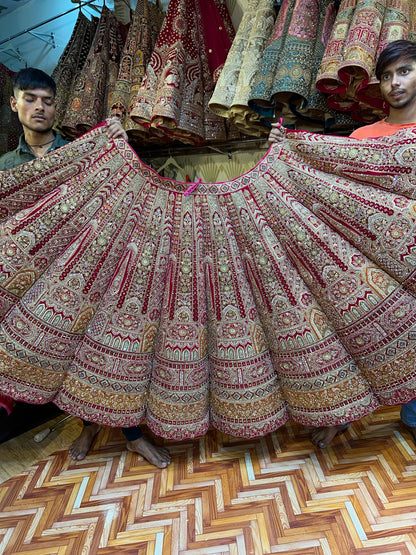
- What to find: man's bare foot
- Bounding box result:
[310,424,349,449]
[69,423,101,460]
[126,436,171,468]
[402,422,416,444]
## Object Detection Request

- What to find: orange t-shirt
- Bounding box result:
[350,118,416,139]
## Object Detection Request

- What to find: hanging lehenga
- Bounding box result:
[52,10,98,130]
[1,123,416,439]
[208,0,276,137]
[315,0,413,123]
[248,0,339,129]
[108,0,165,138]
[0,63,22,157]
[59,6,123,138]
[411,0,416,40]
[129,0,235,144]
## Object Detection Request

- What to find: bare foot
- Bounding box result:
[310,425,349,449]
[402,422,416,444]
[126,436,171,468]
[69,423,101,460]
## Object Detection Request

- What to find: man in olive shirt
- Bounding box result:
[0,68,122,169]
[0,129,68,170]
[0,68,171,469]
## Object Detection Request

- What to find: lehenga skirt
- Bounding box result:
[1,123,416,439]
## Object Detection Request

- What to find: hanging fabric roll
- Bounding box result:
[0,62,21,157]
[411,0,416,40]
[316,0,412,123]
[108,0,165,139]
[2,124,416,438]
[248,0,338,130]
[129,0,235,145]
[209,0,276,137]
[52,10,98,130]
[60,6,123,138]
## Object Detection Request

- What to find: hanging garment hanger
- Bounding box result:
[207,144,233,158]
[156,156,186,174]
[0,0,99,48]
[0,45,26,64]
[90,3,102,13]
[155,156,195,182]
[71,0,101,17]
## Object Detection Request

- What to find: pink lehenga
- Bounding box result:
[1,123,416,439]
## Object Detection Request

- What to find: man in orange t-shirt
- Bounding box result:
[269,40,416,449]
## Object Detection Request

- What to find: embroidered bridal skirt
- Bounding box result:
[1,123,416,439]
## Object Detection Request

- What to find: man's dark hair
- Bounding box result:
[375,40,416,81]
[12,67,56,96]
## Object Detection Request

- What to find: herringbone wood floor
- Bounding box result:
[1,406,416,554]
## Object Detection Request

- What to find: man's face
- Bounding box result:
[10,88,56,133]
[379,57,416,110]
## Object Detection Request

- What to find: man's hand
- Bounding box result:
[268,118,285,143]
[106,117,128,142]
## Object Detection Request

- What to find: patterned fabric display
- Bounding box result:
[249,0,337,126]
[1,124,416,439]
[411,0,416,40]
[52,11,98,130]
[0,63,21,157]
[209,0,276,137]
[60,6,123,138]
[130,0,235,144]
[108,0,165,138]
[316,0,412,123]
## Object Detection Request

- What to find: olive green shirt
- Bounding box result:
[0,132,69,171]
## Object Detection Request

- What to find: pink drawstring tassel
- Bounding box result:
[184,177,202,196]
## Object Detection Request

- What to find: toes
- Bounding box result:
[318,440,330,449]
[126,437,172,469]
[69,448,85,461]
[310,427,339,449]
[68,424,100,461]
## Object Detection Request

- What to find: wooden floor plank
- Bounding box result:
[1,406,416,554]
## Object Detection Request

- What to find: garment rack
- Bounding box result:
[0,0,99,47]
[134,137,270,162]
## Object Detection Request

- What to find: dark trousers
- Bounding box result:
[82,420,143,441]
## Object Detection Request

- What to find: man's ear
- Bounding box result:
[10,96,18,112]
